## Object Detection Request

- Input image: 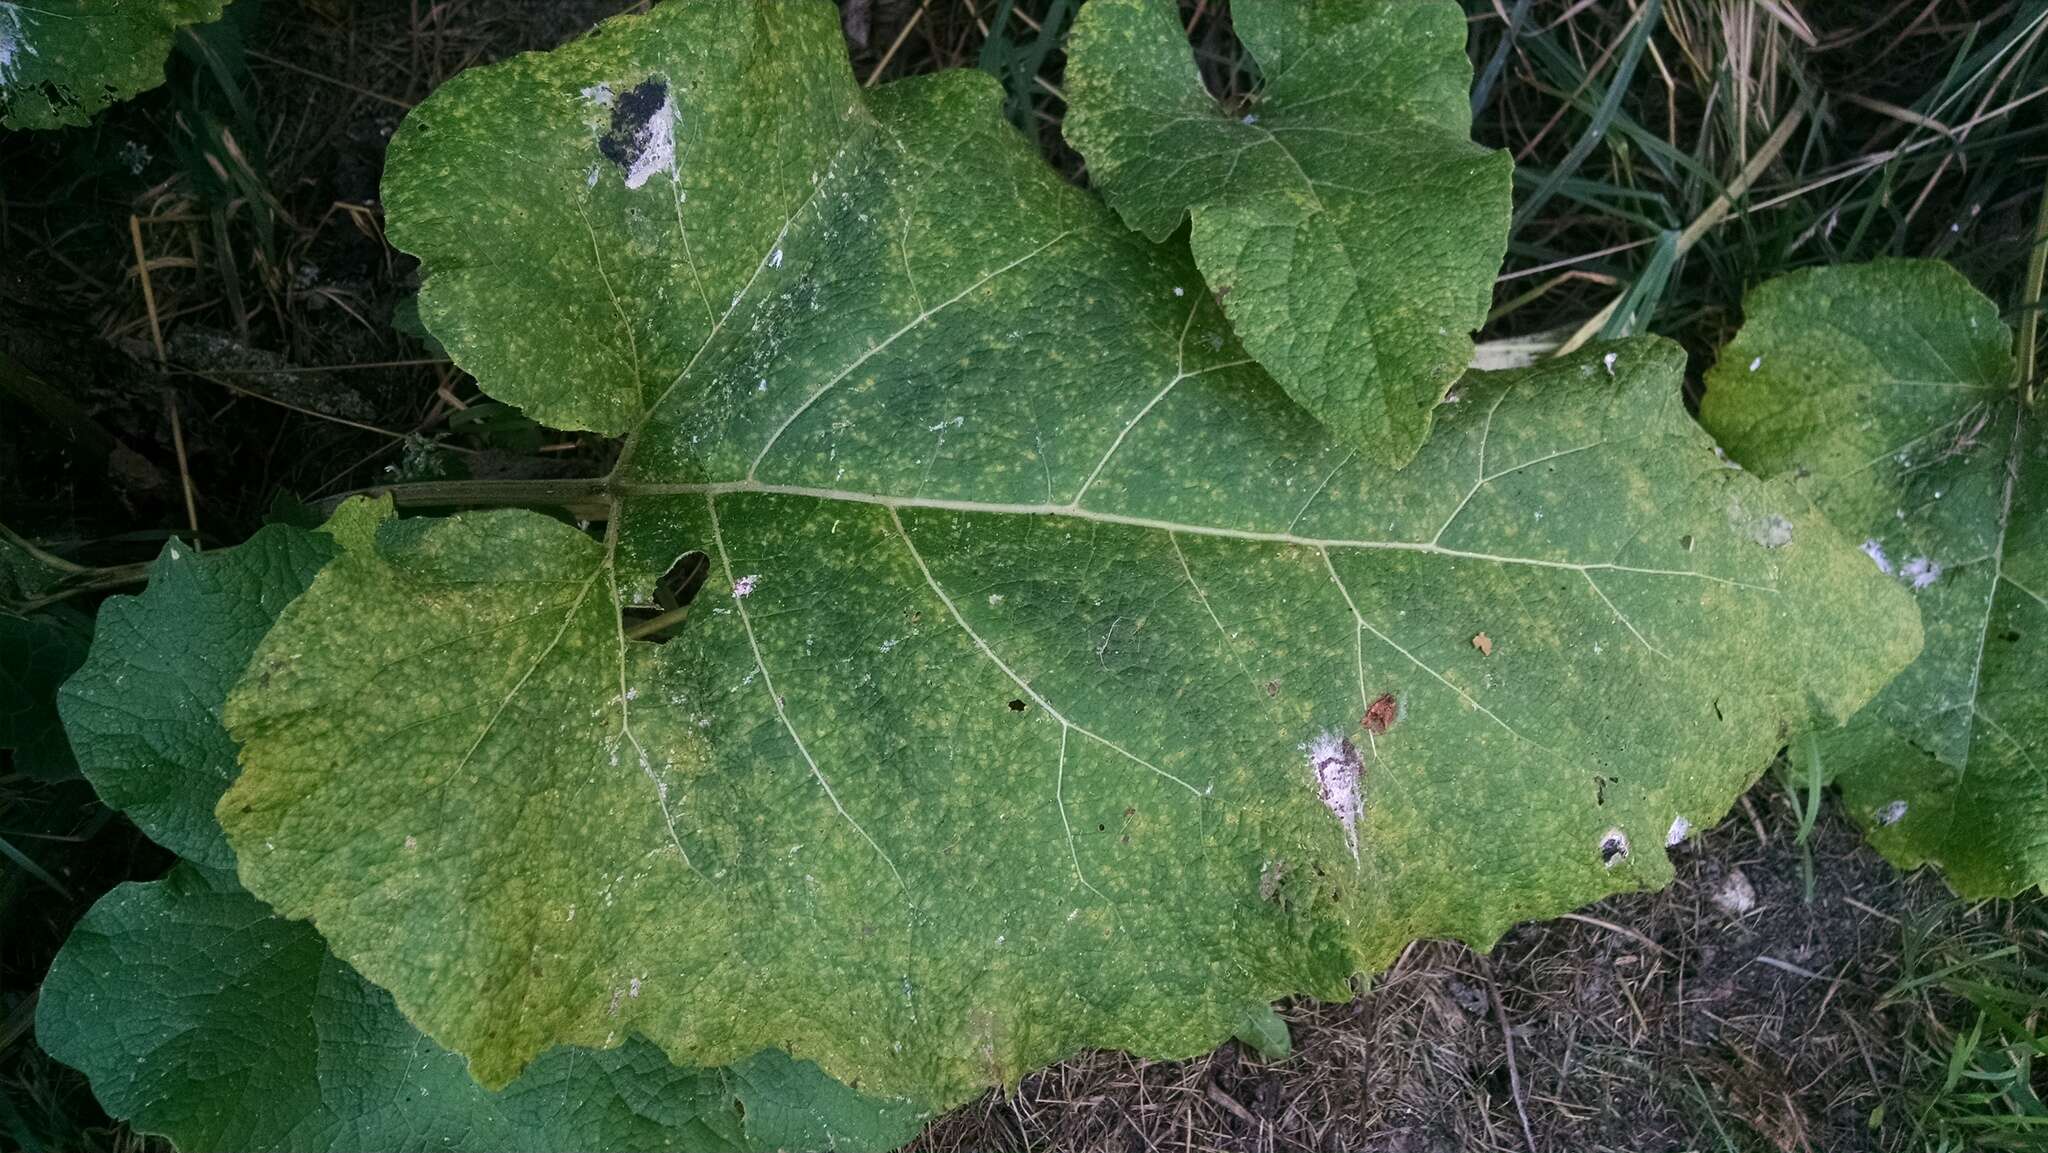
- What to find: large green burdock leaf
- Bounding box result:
[40,515,924,1151]
[216,0,1918,1114]
[1701,260,2044,896]
[1061,0,1512,465]
[0,0,228,130]
[59,528,337,868]
[38,866,924,1152]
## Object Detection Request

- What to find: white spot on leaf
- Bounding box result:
[1876,799,1908,826]
[1303,730,1363,862]
[732,574,759,599]
[1665,815,1690,846]
[1861,539,1893,575]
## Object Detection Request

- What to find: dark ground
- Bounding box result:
[3,2,2044,1151]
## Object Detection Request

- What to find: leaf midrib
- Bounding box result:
[617,477,1781,592]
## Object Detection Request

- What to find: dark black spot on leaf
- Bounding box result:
[1007,698,1026,712]
[599,79,669,173]
[1600,830,1629,864]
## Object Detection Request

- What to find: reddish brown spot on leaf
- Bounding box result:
[1363,693,1398,735]
[1472,631,1493,656]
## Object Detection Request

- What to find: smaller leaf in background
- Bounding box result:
[389,294,449,358]
[1700,259,2042,897]
[57,521,340,868]
[36,866,927,1153]
[1063,0,1512,465]
[0,533,69,606]
[447,401,546,455]
[265,489,323,530]
[1230,1003,1293,1062]
[0,0,230,130]
[0,607,90,780]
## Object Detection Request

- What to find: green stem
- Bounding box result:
[623,606,690,641]
[2019,174,2048,404]
[0,523,94,575]
[317,477,613,517]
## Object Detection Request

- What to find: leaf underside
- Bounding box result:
[39,516,924,1152]
[1701,259,2044,897]
[0,0,228,130]
[1062,0,1513,464]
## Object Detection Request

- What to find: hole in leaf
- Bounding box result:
[1007,698,1026,712]
[598,78,671,175]
[1599,828,1629,867]
[620,551,709,644]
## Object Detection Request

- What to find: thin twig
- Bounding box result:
[166,391,200,541]
[128,215,166,364]
[1559,911,1673,956]
[185,367,478,450]
[1479,955,1540,1153]
[864,0,929,87]
[247,49,415,109]
[166,357,451,375]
